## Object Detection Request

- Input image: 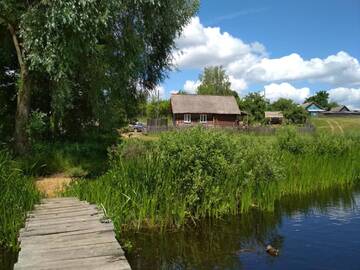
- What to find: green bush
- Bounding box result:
[276,126,310,154]
[0,151,40,250]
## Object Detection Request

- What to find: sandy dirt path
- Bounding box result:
[36,173,72,198]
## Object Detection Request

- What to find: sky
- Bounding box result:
[158,0,360,108]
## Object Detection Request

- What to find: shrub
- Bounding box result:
[276,126,310,154]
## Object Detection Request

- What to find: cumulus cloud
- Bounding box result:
[174,17,360,88]
[328,87,360,109]
[174,17,266,69]
[183,80,201,93]
[262,83,310,103]
[246,52,360,86]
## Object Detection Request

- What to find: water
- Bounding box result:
[123,186,360,270]
[2,186,360,270]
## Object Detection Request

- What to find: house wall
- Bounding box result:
[173,113,238,127]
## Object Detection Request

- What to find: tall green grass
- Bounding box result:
[64,127,360,233]
[0,151,40,250]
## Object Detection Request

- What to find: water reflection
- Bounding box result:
[123,185,360,270]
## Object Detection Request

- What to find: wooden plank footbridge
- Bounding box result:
[14,197,131,270]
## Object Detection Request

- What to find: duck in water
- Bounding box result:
[266,245,279,256]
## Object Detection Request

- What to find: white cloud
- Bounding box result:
[174,17,360,89]
[183,80,201,93]
[262,83,310,103]
[174,17,266,69]
[246,52,360,86]
[328,87,360,109]
[149,85,166,100]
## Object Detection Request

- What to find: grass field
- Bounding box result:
[311,116,360,134]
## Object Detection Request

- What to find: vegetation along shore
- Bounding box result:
[64,127,360,235]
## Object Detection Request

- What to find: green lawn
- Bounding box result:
[311,116,360,134]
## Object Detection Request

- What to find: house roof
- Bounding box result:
[265,111,284,118]
[330,105,350,112]
[170,94,241,115]
[300,102,325,111]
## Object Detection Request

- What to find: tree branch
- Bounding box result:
[7,23,25,70]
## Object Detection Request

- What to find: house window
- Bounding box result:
[200,114,207,123]
[184,114,191,123]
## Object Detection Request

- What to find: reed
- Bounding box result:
[0,151,41,250]
[64,127,360,234]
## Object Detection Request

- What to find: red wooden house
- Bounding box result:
[170,94,246,127]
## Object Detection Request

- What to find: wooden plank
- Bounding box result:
[15,197,131,270]
[15,255,131,270]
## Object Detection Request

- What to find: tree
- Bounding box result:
[270,98,297,112]
[283,106,308,124]
[239,93,268,122]
[146,99,171,119]
[0,0,198,153]
[304,90,329,109]
[197,66,235,96]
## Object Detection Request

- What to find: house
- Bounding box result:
[321,105,360,116]
[265,111,284,124]
[330,105,350,112]
[300,102,325,116]
[170,94,246,127]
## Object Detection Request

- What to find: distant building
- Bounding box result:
[300,102,325,116]
[265,111,284,124]
[322,105,360,116]
[330,105,350,112]
[170,94,247,127]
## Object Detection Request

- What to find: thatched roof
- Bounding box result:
[265,111,284,118]
[171,94,242,115]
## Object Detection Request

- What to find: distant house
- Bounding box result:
[301,102,325,116]
[322,105,360,116]
[170,94,246,127]
[265,111,284,124]
[330,105,350,112]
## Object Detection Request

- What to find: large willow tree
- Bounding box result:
[0,0,198,153]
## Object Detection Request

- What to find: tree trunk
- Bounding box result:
[8,23,31,154]
[15,68,31,154]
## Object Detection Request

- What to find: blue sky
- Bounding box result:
[160,0,360,108]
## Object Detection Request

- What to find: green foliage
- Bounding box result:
[1,0,199,144]
[65,128,360,234]
[27,110,48,142]
[277,126,360,155]
[283,105,308,124]
[197,66,237,96]
[65,128,285,229]
[305,90,329,109]
[0,151,40,250]
[146,99,171,119]
[17,135,116,177]
[270,98,296,112]
[239,93,268,123]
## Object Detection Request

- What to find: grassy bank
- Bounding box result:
[0,151,40,250]
[64,127,360,232]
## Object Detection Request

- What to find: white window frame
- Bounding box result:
[184,114,191,123]
[200,114,207,123]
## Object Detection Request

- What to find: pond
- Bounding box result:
[2,185,360,270]
[123,186,360,270]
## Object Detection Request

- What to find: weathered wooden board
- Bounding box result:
[14,197,131,270]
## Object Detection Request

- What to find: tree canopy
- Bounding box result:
[0,0,198,152]
[304,90,338,110]
[197,66,237,96]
